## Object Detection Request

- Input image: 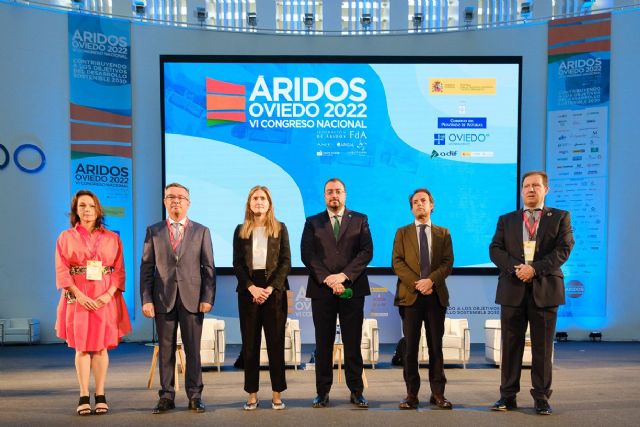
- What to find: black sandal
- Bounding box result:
[94,394,109,415]
[77,396,91,416]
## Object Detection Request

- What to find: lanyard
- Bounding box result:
[523,210,541,240]
[77,226,104,259]
[166,218,188,251]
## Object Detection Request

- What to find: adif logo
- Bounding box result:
[430,149,457,159]
[434,134,446,145]
[206,78,247,126]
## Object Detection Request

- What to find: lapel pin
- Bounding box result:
[547,212,552,216]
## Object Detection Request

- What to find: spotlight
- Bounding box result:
[303,13,314,31]
[194,7,208,25]
[412,13,423,31]
[555,331,568,342]
[581,0,596,14]
[589,331,602,342]
[132,0,146,17]
[246,12,257,28]
[520,2,532,19]
[360,13,372,30]
[464,7,474,25]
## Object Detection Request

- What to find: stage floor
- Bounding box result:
[1,341,639,426]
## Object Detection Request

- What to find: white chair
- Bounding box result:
[332,318,380,369]
[177,317,226,371]
[484,319,553,366]
[418,318,470,368]
[259,318,302,370]
[0,318,40,344]
[361,318,380,368]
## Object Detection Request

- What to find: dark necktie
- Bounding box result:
[419,224,430,278]
[332,215,341,241]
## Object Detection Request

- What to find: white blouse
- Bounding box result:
[252,227,268,269]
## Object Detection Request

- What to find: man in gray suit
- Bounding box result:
[141,183,216,414]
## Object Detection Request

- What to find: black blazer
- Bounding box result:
[140,219,216,314]
[301,208,373,299]
[232,223,291,292]
[489,207,574,308]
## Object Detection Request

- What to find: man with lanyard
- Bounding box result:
[489,171,574,415]
[140,183,216,414]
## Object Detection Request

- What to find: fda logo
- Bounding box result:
[433,134,446,145]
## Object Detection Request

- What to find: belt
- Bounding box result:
[69,266,114,275]
[65,265,114,304]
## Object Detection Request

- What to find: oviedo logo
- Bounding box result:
[206,78,247,126]
[430,149,458,159]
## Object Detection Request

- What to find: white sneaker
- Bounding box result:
[272,400,286,410]
[243,400,259,411]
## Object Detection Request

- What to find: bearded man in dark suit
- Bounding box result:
[301,178,373,409]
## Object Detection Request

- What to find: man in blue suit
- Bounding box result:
[489,171,573,415]
[301,178,373,409]
[141,183,216,414]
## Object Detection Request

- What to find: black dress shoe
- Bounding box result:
[189,398,206,413]
[152,398,175,414]
[491,397,517,411]
[399,396,419,410]
[534,399,552,415]
[312,394,329,408]
[430,394,453,410]
[350,392,369,409]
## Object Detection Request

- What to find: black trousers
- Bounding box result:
[238,270,288,393]
[500,284,558,401]
[311,295,365,396]
[155,291,204,400]
[399,293,447,397]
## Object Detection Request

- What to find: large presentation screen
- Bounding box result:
[161,56,521,272]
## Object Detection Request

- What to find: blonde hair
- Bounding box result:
[239,186,281,239]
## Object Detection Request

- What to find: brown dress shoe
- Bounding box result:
[430,394,453,409]
[399,396,419,410]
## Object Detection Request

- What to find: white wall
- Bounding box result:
[1,2,638,343]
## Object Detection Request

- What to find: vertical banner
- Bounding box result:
[68,13,134,319]
[546,13,610,318]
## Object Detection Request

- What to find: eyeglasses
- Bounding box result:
[165,195,189,203]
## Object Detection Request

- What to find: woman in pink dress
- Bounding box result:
[55,190,132,415]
